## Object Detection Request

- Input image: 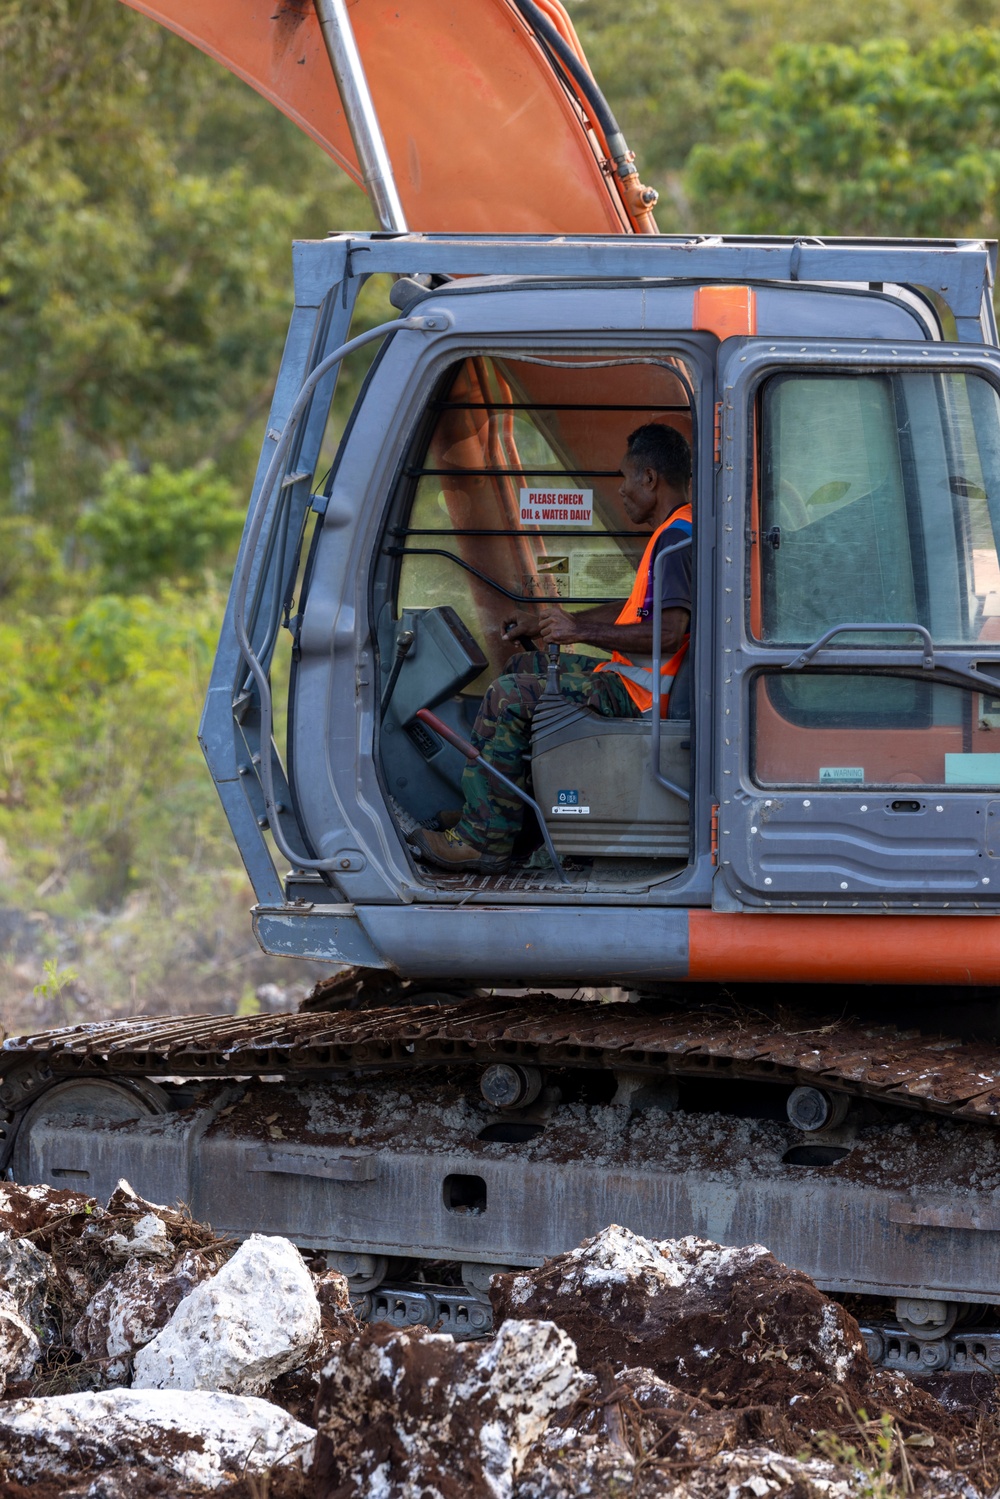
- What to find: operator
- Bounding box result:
[410,423,692,873]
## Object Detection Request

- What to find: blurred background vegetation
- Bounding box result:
[1,0,998,1025]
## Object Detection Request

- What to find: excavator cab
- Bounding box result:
[200,230,1000,986]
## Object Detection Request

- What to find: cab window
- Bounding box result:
[395,354,694,686]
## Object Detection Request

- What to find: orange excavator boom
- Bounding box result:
[117,0,658,234]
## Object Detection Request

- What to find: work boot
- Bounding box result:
[434,808,462,831]
[408,827,509,872]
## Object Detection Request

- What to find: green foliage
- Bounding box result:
[4,0,1000,947]
[566,0,995,223]
[79,461,243,590]
[0,0,367,521]
[0,587,230,909]
[686,30,1000,235]
[33,959,79,1005]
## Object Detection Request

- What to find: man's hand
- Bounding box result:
[536,605,580,645]
[500,609,540,644]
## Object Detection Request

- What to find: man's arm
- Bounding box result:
[537,604,690,657]
[500,600,619,645]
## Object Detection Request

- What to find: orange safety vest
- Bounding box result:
[594,504,692,717]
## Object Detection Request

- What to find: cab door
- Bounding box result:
[715,339,1000,909]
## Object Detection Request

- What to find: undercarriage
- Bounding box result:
[6,988,1000,1371]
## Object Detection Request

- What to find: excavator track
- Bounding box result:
[3,994,1000,1123]
[8,994,1000,1358]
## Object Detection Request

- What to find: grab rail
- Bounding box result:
[650,536,693,803]
[784,622,935,672]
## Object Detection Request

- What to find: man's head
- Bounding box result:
[619,423,691,527]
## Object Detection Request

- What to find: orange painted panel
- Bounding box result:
[689,910,1000,985]
[119,0,628,234]
[692,286,757,341]
[752,682,964,786]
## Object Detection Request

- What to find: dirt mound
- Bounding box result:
[0,1197,993,1497]
[491,1225,959,1446]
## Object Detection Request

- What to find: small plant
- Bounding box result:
[806,1410,917,1496]
[32,959,79,1006]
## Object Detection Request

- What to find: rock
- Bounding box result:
[0,1388,315,1492]
[519,1441,860,1499]
[313,1317,587,1499]
[493,1227,858,1421]
[0,1231,52,1326]
[0,1232,54,1389]
[102,1210,174,1262]
[0,1302,41,1391]
[269,1267,361,1424]
[72,1249,214,1376]
[0,1181,95,1245]
[132,1233,320,1394]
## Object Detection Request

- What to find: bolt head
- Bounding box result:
[787,1085,831,1131]
[481,1063,523,1108]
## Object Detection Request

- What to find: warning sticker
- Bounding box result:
[531,554,570,598]
[819,767,865,783]
[519,488,593,526]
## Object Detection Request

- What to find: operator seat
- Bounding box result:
[529,669,691,861]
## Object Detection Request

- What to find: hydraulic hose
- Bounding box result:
[509,0,659,230]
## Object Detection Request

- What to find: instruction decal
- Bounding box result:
[519,488,593,526]
[553,789,589,815]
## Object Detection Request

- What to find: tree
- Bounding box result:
[0,0,368,525]
[686,30,1000,236]
[566,0,996,228]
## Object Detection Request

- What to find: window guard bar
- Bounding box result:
[784,622,935,671]
[407,467,625,478]
[385,545,631,605]
[392,528,647,538]
[432,402,690,413]
[650,537,693,803]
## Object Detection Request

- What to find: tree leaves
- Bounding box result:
[686,31,1000,236]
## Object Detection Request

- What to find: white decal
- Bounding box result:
[519,488,593,526]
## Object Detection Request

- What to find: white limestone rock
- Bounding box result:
[315,1317,587,1499]
[0,1232,54,1387]
[0,1388,315,1491]
[72,1249,214,1378]
[132,1233,320,1394]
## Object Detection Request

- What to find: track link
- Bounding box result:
[3,994,1000,1123]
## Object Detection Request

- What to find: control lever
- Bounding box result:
[380,628,416,714]
[539,641,562,704]
[413,708,570,884]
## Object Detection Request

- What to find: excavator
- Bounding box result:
[6,0,1000,1372]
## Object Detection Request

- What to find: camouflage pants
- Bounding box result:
[455,651,638,857]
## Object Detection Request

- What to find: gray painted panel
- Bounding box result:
[728,796,990,900]
[23,1102,1000,1304]
[356,906,689,983]
[254,906,386,967]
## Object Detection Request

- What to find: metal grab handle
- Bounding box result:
[650,537,693,804]
[783,622,935,671]
[414,709,570,884]
[233,312,450,873]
